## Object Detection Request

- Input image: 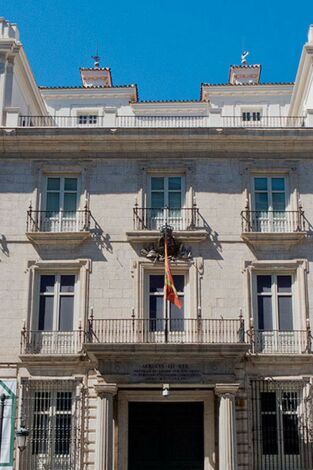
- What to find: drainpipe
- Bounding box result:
[0,393,7,451]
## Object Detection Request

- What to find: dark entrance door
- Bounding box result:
[128,402,204,470]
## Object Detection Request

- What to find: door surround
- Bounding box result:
[117,389,215,470]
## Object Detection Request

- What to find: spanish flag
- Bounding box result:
[164,238,182,309]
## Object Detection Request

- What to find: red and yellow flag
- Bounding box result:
[164,239,182,309]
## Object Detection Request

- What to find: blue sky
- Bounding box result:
[1,0,312,100]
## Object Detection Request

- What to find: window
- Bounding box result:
[242,111,261,122]
[43,176,79,232]
[252,176,288,232]
[38,275,76,332]
[22,381,80,470]
[254,274,301,353]
[251,381,307,470]
[31,274,77,354]
[77,114,97,125]
[149,176,184,229]
[148,274,184,332]
[257,275,293,331]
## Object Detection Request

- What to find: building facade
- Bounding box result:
[1,17,313,470]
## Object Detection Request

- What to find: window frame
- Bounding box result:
[146,272,186,330]
[27,259,91,333]
[245,260,308,333]
[75,108,100,127]
[37,273,78,332]
[21,379,82,470]
[148,174,186,209]
[251,175,290,212]
[135,260,198,323]
[251,380,306,467]
[44,175,81,213]
[253,273,295,331]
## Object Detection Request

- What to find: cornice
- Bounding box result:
[40,87,136,101]
[203,84,293,98]
[2,128,313,158]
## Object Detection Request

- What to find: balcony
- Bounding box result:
[16,114,307,128]
[251,330,311,354]
[241,210,306,245]
[26,208,92,245]
[126,207,208,242]
[20,330,84,357]
[85,318,245,345]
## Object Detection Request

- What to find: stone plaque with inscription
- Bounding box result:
[98,357,237,384]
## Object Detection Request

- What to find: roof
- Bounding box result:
[39,84,137,90]
[201,82,294,87]
[229,64,261,68]
[137,99,202,104]
[79,67,111,71]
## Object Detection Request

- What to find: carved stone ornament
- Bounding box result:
[140,225,192,261]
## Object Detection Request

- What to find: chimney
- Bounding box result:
[229,64,261,85]
[308,25,313,44]
[80,67,112,88]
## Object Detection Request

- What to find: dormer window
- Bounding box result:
[77,114,98,126]
[242,111,261,122]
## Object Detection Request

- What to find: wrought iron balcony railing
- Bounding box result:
[251,330,311,354]
[86,318,245,345]
[133,207,202,231]
[27,209,91,233]
[21,330,84,355]
[241,210,306,233]
[17,115,306,128]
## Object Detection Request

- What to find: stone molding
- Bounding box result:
[94,382,118,397]
[215,383,240,397]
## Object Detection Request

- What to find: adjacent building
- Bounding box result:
[1,16,313,470]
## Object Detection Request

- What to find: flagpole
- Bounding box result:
[164,225,169,343]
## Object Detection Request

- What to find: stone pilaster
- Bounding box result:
[215,383,239,470]
[94,382,118,470]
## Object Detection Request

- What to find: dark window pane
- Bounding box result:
[173,275,184,293]
[278,296,293,331]
[64,178,77,191]
[282,392,298,412]
[47,177,60,191]
[255,178,268,191]
[258,296,273,330]
[257,276,272,293]
[272,192,286,211]
[63,193,77,212]
[32,414,49,455]
[46,192,60,213]
[60,275,75,292]
[168,192,181,209]
[34,392,50,412]
[39,296,54,331]
[272,178,285,191]
[56,392,72,411]
[283,415,299,455]
[255,192,269,212]
[277,275,292,293]
[260,392,276,412]
[55,415,71,455]
[151,192,164,209]
[261,415,278,455]
[170,299,184,331]
[149,275,164,293]
[151,177,164,191]
[168,177,181,190]
[149,296,164,331]
[40,275,55,293]
[59,296,74,331]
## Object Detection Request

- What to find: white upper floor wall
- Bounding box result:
[1,17,313,127]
